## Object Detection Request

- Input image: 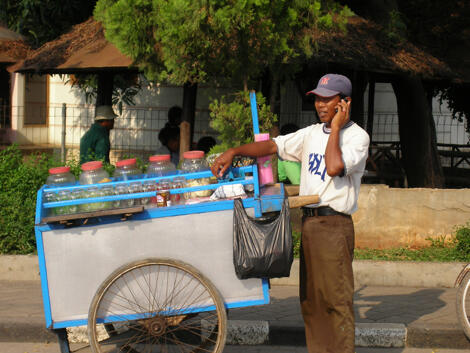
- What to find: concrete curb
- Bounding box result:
[2,255,466,288]
[4,320,469,349]
[271,259,466,288]
[269,323,406,348]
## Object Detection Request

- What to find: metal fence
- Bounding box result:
[4,103,469,169]
[4,103,218,162]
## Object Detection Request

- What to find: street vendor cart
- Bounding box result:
[33,93,317,353]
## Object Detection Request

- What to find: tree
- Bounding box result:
[95,0,351,150]
[343,0,446,187]
[95,0,349,87]
[397,0,470,137]
[0,0,97,47]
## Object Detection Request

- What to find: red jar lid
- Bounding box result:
[183,150,204,159]
[116,158,137,167]
[49,166,71,174]
[81,161,103,171]
[149,154,171,162]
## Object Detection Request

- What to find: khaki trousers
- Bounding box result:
[300,214,355,353]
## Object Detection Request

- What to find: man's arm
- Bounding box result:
[325,98,351,176]
[211,140,277,178]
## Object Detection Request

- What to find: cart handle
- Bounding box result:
[287,195,320,209]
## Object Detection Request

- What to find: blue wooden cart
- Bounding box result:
[33,93,290,353]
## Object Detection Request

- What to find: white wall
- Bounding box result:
[46,75,233,155]
[10,73,49,145]
[11,75,468,155]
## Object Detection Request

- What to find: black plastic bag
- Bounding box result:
[233,198,293,279]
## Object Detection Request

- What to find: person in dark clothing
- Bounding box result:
[196,136,217,154]
[167,106,183,127]
[155,125,180,166]
[80,105,117,164]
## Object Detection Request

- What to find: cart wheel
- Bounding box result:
[88,258,227,353]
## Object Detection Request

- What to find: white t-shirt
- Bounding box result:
[273,122,369,215]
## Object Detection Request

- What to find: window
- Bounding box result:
[24,74,48,126]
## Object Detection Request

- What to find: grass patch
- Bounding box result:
[292,229,470,262]
[353,246,462,262]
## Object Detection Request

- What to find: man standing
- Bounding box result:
[211,74,369,353]
[80,105,117,164]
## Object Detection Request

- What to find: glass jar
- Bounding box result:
[147,155,177,177]
[156,179,171,207]
[46,166,76,186]
[129,181,143,206]
[180,151,211,198]
[81,186,106,212]
[114,158,142,181]
[170,176,186,206]
[44,191,57,216]
[180,150,209,173]
[79,161,110,185]
[69,189,84,214]
[101,185,115,209]
[114,184,132,208]
[142,180,157,207]
[55,190,72,215]
[44,166,76,216]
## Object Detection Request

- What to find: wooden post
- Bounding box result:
[180,83,197,160]
[96,72,114,106]
[61,103,66,163]
[367,79,376,138]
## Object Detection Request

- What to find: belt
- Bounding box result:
[302,206,347,217]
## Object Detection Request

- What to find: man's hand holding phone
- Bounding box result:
[332,97,351,130]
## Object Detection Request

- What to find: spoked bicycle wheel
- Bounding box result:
[88,258,227,353]
[456,271,470,340]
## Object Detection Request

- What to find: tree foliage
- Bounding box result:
[95,0,353,87]
[209,91,277,153]
[344,0,470,137]
[0,0,96,47]
[396,0,470,133]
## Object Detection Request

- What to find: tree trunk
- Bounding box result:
[392,75,444,187]
[96,72,114,106]
[180,82,197,159]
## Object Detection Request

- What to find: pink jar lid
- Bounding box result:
[183,150,204,159]
[149,154,171,162]
[81,161,103,171]
[49,166,71,174]
[116,158,137,167]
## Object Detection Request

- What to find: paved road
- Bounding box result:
[1,343,469,353]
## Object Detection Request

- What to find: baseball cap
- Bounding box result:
[307,74,352,98]
[95,105,117,121]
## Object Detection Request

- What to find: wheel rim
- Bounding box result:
[88,259,226,353]
[461,276,470,328]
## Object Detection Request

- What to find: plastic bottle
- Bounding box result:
[147,155,177,177]
[113,158,142,181]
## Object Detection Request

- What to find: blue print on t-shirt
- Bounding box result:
[308,153,327,181]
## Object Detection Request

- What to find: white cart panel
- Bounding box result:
[42,209,265,324]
